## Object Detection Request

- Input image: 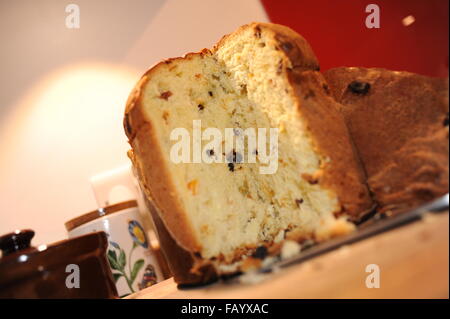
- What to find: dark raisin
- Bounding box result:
[252,246,268,259]
[277,60,283,75]
[208,91,213,97]
[304,90,315,99]
[322,84,330,95]
[295,198,304,207]
[227,150,242,163]
[348,81,371,95]
[159,91,172,100]
[280,41,293,52]
[254,26,262,38]
[303,173,319,185]
[124,115,132,136]
[228,163,235,172]
[443,112,449,126]
[198,104,205,111]
[206,149,214,156]
[226,151,234,163]
[253,149,258,155]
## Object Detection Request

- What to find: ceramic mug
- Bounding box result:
[65,200,164,297]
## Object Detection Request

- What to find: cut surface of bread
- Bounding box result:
[125,23,373,283]
[324,67,449,214]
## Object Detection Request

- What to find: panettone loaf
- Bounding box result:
[324,67,449,214]
[124,23,373,284]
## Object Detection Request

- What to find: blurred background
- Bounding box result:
[0,0,448,246]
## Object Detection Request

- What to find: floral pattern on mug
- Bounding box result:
[138,264,158,290]
[128,220,148,248]
[107,239,144,295]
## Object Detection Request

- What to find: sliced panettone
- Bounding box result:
[124,23,373,284]
[324,67,449,214]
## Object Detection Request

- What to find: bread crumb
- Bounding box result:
[281,240,301,260]
[261,256,278,268]
[314,216,355,242]
[217,261,240,273]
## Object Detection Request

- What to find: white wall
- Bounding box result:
[0,0,268,246]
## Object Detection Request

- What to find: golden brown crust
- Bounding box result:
[214,22,320,72]
[324,67,449,213]
[262,22,320,72]
[142,192,218,285]
[124,57,206,253]
[129,148,219,285]
[286,70,374,218]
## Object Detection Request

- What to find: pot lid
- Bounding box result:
[0,229,117,298]
[65,199,138,232]
[0,229,109,286]
[0,229,36,257]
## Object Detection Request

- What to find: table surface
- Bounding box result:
[128,212,449,299]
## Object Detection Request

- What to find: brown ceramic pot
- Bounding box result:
[0,229,118,298]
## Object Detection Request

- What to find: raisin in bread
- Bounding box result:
[324,67,449,214]
[124,23,373,285]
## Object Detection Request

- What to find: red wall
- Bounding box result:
[261,0,448,77]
